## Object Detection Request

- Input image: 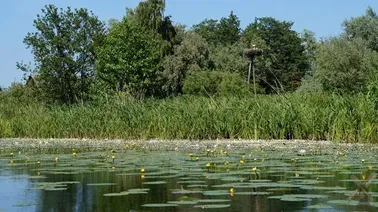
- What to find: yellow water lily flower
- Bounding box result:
[230,187,235,193]
[140,168,145,173]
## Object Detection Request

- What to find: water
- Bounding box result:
[1,146,378,211]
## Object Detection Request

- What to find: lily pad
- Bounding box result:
[194,204,231,209]
[143,181,167,185]
[142,203,178,207]
[103,191,129,197]
[87,183,116,186]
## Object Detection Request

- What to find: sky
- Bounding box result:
[1,0,377,87]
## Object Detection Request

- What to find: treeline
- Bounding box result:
[2,1,378,141]
[2,1,378,104]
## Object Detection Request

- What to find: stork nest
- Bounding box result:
[243,48,263,59]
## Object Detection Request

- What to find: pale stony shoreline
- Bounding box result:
[0,138,377,153]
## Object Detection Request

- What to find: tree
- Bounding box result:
[192,19,219,45]
[210,42,248,75]
[17,5,105,104]
[343,7,378,52]
[315,37,378,94]
[217,11,241,45]
[160,32,212,96]
[301,29,317,76]
[192,11,241,46]
[95,18,163,98]
[243,17,309,93]
[127,0,176,55]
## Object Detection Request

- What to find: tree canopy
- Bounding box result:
[15,2,378,103]
[95,18,163,98]
[17,5,105,104]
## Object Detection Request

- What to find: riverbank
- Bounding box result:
[1,138,377,153]
[1,94,378,142]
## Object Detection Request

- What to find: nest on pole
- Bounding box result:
[243,48,263,60]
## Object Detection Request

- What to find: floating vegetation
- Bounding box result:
[2,143,378,211]
[193,204,231,209]
[142,203,179,207]
[143,181,167,185]
[167,200,198,205]
[30,181,79,191]
[86,183,116,186]
[268,194,328,202]
[306,204,333,209]
[103,192,129,197]
[13,202,38,207]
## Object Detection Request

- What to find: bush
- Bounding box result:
[183,71,252,97]
[315,37,378,94]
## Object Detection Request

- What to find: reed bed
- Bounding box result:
[0,93,377,142]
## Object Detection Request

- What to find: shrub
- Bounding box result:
[183,71,251,97]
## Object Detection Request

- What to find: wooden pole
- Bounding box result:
[252,58,256,98]
[248,61,252,84]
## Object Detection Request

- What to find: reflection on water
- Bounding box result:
[1,147,378,211]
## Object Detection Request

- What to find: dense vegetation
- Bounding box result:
[1,1,378,142]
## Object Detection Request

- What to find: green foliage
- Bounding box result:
[183,71,251,97]
[95,18,163,98]
[160,32,212,96]
[296,75,323,93]
[343,7,378,52]
[17,5,105,104]
[315,37,378,94]
[301,29,318,76]
[244,17,309,93]
[192,12,241,46]
[126,0,176,54]
[210,42,248,76]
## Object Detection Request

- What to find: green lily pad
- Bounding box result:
[194,204,231,209]
[103,191,129,197]
[142,203,179,207]
[269,194,328,202]
[143,181,167,185]
[172,189,204,194]
[198,199,231,203]
[167,201,198,205]
[307,204,333,209]
[87,183,116,186]
[13,202,38,207]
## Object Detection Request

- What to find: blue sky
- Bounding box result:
[1,0,377,87]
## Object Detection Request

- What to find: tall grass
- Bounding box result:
[1,92,377,142]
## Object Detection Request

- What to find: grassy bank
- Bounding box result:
[0,93,377,142]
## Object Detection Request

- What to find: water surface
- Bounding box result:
[1,145,378,211]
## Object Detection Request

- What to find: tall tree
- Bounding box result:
[17,5,105,104]
[127,0,176,54]
[343,7,378,52]
[217,11,241,45]
[243,17,309,93]
[95,18,163,98]
[192,19,219,45]
[192,11,241,46]
[160,32,212,95]
[301,29,318,76]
